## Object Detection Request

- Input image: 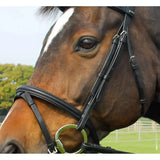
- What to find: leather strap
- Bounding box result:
[16,91,56,152]
[77,7,146,132]
[109,7,135,17]
[15,85,99,145]
[82,143,131,153]
[127,31,146,115]
[76,9,133,131]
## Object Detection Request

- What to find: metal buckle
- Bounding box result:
[120,30,128,36]
[129,10,135,16]
[112,34,119,40]
[129,55,135,62]
[48,147,58,154]
[120,30,128,43]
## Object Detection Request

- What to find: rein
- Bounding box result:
[14,7,146,153]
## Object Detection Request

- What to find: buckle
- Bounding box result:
[120,30,128,43]
[129,55,135,62]
[112,34,119,40]
[129,10,135,16]
[48,147,58,154]
[120,30,128,36]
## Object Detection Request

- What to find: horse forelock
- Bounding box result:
[39,7,70,16]
[41,8,75,54]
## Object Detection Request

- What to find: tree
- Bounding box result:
[0,64,34,109]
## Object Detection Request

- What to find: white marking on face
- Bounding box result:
[42,8,75,54]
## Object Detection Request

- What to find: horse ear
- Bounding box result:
[58,7,70,12]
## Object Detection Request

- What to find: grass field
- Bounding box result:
[100,119,160,153]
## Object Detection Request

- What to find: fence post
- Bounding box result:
[155,123,158,151]
[138,120,141,141]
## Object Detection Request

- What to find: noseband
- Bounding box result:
[14,7,146,153]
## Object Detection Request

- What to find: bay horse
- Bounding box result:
[0,6,160,153]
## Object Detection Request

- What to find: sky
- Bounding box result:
[0,2,159,66]
[0,7,56,66]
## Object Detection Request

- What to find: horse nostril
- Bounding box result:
[0,140,25,153]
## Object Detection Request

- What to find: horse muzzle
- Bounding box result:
[0,139,25,153]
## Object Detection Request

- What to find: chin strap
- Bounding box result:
[81,143,132,153]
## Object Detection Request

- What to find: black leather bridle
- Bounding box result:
[14,7,146,153]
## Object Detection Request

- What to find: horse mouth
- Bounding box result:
[0,139,25,153]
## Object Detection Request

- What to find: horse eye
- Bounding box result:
[74,36,98,53]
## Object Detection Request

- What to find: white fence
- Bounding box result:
[101,118,160,153]
[115,119,160,139]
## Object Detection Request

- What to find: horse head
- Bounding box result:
[0,7,160,153]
